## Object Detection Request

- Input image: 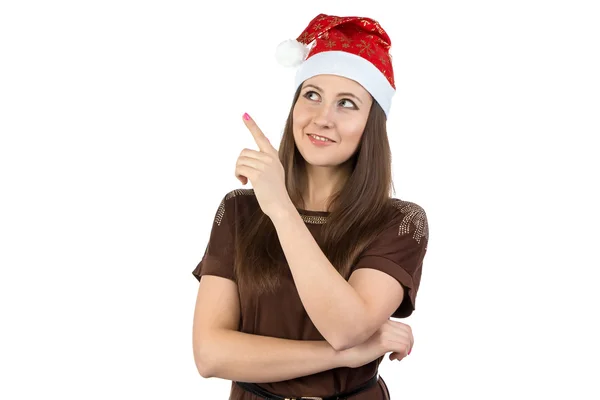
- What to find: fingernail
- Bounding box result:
[408,349,412,355]
[243,112,250,121]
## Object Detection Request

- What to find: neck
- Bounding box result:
[301,162,351,211]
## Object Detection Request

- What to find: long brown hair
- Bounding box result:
[234,85,398,295]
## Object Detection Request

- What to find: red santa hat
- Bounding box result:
[275,13,396,117]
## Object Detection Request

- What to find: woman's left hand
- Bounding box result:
[235,113,292,220]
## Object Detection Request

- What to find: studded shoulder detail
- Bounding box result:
[390,198,429,245]
[214,188,255,226]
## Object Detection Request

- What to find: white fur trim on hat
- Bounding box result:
[294,51,395,117]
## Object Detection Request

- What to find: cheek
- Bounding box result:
[293,104,306,118]
[292,105,311,131]
[339,118,367,142]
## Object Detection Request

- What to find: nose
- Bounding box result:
[312,104,335,129]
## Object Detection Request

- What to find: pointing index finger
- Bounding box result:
[243,112,274,153]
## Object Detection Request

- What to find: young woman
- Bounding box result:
[192,13,429,400]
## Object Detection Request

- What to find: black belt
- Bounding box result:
[234,373,379,400]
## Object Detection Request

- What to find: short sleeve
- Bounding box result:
[352,200,429,318]
[192,193,237,283]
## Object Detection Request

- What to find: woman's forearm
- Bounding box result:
[201,329,347,383]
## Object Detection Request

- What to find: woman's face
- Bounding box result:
[292,74,373,167]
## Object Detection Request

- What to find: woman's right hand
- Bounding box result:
[341,319,414,369]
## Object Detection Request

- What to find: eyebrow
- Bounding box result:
[303,84,363,105]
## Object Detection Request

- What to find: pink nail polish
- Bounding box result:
[243,112,250,121]
[408,349,412,355]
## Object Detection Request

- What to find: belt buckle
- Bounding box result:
[285,398,323,400]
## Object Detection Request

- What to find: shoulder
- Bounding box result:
[221,188,257,205]
[213,188,258,226]
[388,197,429,245]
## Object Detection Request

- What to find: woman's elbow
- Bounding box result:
[330,330,361,352]
[334,326,372,351]
[332,341,353,352]
[193,338,215,378]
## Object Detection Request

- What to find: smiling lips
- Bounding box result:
[307,133,335,142]
[308,134,336,146]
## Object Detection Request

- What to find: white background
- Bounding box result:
[1,0,599,399]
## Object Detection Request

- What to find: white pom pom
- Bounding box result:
[275,39,308,67]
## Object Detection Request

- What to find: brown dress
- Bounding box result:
[192,189,429,399]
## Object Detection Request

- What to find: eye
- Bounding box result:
[303,90,320,101]
[339,99,358,109]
